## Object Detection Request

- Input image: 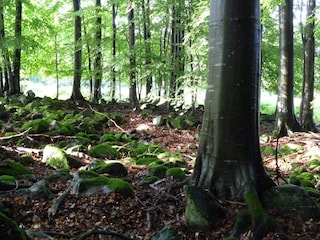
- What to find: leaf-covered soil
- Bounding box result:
[1,98,320,240]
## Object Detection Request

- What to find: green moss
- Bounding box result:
[88,143,121,159]
[136,157,160,165]
[42,145,69,170]
[78,170,100,179]
[149,164,168,178]
[0,175,16,190]
[79,176,109,191]
[19,155,34,165]
[107,178,134,197]
[0,211,29,240]
[21,118,49,133]
[166,167,186,180]
[139,176,159,185]
[0,160,31,177]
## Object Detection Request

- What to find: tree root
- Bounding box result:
[231,189,278,240]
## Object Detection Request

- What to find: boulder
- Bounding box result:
[184,185,225,231]
[42,145,69,170]
[261,184,320,219]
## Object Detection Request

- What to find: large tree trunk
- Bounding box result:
[275,0,301,136]
[70,0,85,102]
[193,0,274,200]
[128,1,139,109]
[11,0,22,94]
[300,0,317,132]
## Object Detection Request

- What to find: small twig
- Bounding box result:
[87,104,127,133]
[77,227,136,240]
[0,127,32,141]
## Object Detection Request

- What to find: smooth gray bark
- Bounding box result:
[300,0,317,132]
[193,0,274,200]
[70,0,85,102]
[276,0,301,136]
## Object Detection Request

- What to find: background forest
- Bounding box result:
[1,0,320,111]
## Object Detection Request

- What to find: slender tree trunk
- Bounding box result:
[92,0,103,102]
[300,0,317,132]
[128,1,139,109]
[70,0,85,102]
[142,0,152,95]
[193,0,274,200]
[11,0,22,94]
[54,34,59,99]
[169,1,185,102]
[0,2,11,93]
[275,0,301,136]
[83,20,93,98]
[111,4,117,102]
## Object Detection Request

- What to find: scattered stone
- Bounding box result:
[42,145,69,170]
[184,185,225,231]
[88,143,121,159]
[261,184,320,219]
[0,175,16,191]
[151,225,179,240]
[166,167,186,180]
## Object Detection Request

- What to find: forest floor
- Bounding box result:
[1,101,320,240]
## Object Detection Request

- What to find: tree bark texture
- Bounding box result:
[276,0,301,136]
[92,0,103,101]
[111,4,117,102]
[12,0,22,94]
[0,2,11,93]
[128,2,139,109]
[142,0,152,95]
[169,2,185,100]
[193,0,274,200]
[71,0,85,101]
[300,0,317,132]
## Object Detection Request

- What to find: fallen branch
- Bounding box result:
[77,227,136,240]
[0,127,32,142]
[47,172,81,219]
[87,104,127,133]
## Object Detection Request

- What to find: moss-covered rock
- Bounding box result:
[20,118,49,133]
[43,170,70,183]
[19,155,34,165]
[0,211,30,240]
[107,178,134,197]
[289,171,317,187]
[0,175,16,190]
[90,161,128,177]
[79,176,133,197]
[166,167,186,180]
[78,170,100,179]
[88,143,121,159]
[261,184,320,219]
[138,176,159,186]
[184,185,225,231]
[42,145,69,170]
[151,225,179,240]
[0,160,32,178]
[149,164,168,178]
